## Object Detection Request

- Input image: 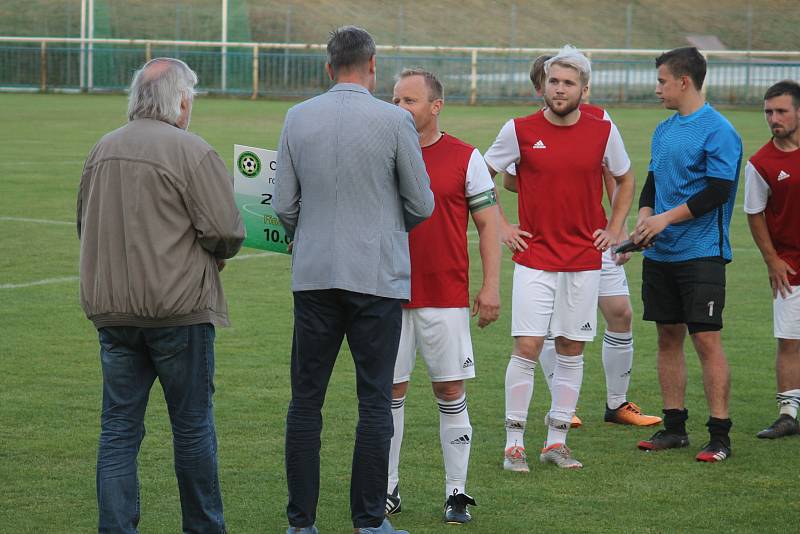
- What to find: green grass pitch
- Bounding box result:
[1,93,798,533]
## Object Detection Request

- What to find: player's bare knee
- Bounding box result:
[690,331,725,362]
[609,305,633,331]
[514,336,543,359]
[778,338,800,356]
[600,296,633,331]
[554,337,584,356]
[657,323,686,352]
[432,380,465,401]
[392,381,409,399]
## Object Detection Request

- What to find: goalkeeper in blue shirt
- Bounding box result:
[632,47,742,463]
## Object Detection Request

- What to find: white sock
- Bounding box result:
[387,396,405,492]
[777,389,800,419]
[546,353,584,447]
[505,354,536,450]
[602,330,633,410]
[439,394,471,498]
[539,336,556,392]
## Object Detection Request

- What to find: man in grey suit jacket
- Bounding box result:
[274,26,434,534]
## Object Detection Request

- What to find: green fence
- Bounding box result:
[2,43,799,106]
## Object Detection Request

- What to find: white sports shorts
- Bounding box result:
[599,248,630,297]
[774,286,800,339]
[511,264,601,342]
[393,307,476,384]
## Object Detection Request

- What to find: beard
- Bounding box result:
[771,124,797,139]
[544,93,581,117]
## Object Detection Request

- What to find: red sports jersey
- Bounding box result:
[405,134,489,308]
[748,141,800,285]
[580,103,606,119]
[513,113,611,271]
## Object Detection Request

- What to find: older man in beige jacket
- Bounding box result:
[77,57,244,534]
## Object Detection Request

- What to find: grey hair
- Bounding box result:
[545,45,591,86]
[127,58,198,124]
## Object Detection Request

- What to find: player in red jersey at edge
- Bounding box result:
[745,80,800,440]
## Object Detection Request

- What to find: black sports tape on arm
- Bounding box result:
[639,171,655,209]
[686,177,733,218]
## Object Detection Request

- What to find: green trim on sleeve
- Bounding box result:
[467,189,497,213]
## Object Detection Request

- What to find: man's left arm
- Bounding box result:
[593,123,634,251]
[396,112,435,230]
[187,150,246,260]
[471,204,501,328]
[273,116,301,240]
[466,149,501,328]
[77,147,96,239]
[76,178,84,239]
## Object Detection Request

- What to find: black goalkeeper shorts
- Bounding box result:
[642,257,726,334]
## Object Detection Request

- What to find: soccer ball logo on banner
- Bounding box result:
[238,151,261,178]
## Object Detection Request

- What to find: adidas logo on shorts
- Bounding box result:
[450,434,471,445]
[463,356,474,368]
[580,322,592,332]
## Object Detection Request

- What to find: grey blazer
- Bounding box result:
[274,83,434,299]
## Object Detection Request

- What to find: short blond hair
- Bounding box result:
[545,45,591,86]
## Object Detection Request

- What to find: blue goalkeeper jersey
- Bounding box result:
[644,103,742,263]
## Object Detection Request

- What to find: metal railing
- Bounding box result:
[2,36,800,105]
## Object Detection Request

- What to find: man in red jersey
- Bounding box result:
[744,80,800,439]
[503,55,661,430]
[484,45,635,471]
[386,68,501,524]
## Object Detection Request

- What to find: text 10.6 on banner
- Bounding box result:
[233,144,291,254]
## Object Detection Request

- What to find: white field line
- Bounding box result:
[0,217,280,259]
[0,216,74,226]
[1,276,79,289]
[228,251,281,260]
[2,160,86,165]
[1,251,279,290]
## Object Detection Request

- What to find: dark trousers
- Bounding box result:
[285,289,402,529]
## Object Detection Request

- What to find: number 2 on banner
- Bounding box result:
[707,300,714,317]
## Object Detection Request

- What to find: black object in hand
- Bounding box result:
[614,239,644,254]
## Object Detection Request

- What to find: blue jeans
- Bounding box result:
[96,324,226,534]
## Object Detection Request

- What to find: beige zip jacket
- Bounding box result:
[77,119,245,329]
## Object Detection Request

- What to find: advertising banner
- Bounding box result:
[233,144,290,254]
